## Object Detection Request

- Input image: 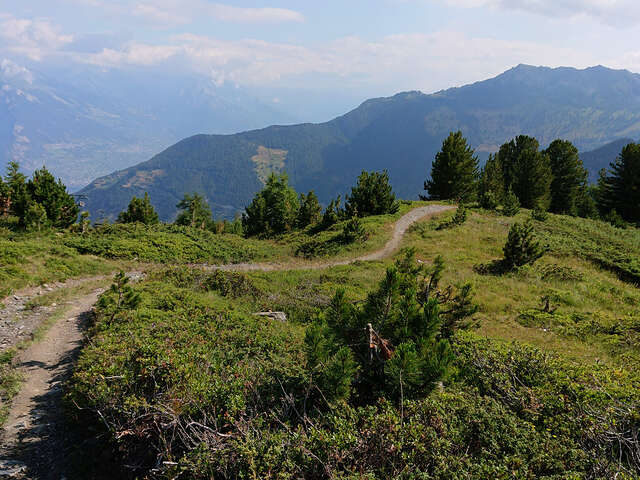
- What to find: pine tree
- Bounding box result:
[97,271,142,325]
[341,215,367,243]
[544,139,588,215]
[242,172,299,236]
[478,154,504,210]
[4,162,30,224]
[175,193,213,229]
[345,170,398,217]
[600,143,640,224]
[297,190,322,228]
[117,192,159,224]
[502,189,520,216]
[503,220,546,269]
[0,175,9,217]
[304,249,477,405]
[27,167,79,228]
[424,131,479,202]
[24,202,48,231]
[497,136,552,209]
[322,196,343,228]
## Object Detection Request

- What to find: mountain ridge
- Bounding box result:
[80,64,640,221]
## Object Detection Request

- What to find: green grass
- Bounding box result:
[0,349,22,425]
[404,208,640,365]
[0,230,123,297]
[60,201,433,267]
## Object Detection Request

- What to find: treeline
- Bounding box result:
[0,162,399,238]
[424,132,640,225]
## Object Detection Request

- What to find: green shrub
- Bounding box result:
[502,189,520,216]
[341,216,367,243]
[436,203,468,230]
[503,221,546,269]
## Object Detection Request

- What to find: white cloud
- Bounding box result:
[207,4,304,23]
[0,15,73,60]
[81,30,605,92]
[434,0,640,26]
[131,0,304,25]
[87,43,181,66]
[133,3,191,25]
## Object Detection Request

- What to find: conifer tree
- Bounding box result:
[27,167,79,228]
[175,193,213,229]
[497,136,552,209]
[321,196,343,228]
[478,154,504,210]
[345,170,398,217]
[4,162,30,223]
[305,249,477,405]
[297,190,322,228]
[424,131,479,202]
[117,192,159,224]
[503,220,546,269]
[544,139,588,214]
[242,172,299,236]
[0,175,8,216]
[598,143,640,224]
[24,202,48,231]
[502,189,520,216]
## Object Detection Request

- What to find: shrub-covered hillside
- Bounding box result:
[68,208,640,479]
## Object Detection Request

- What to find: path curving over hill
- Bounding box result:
[211,204,454,272]
[0,204,452,478]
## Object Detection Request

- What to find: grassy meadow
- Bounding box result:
[54,205,640,478]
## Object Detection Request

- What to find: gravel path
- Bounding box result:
[0,289,103,479]
[212,204,454,272]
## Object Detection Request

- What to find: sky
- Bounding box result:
[1,0,639,117]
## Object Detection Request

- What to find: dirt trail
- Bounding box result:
[0,289,103,479]
[0,276,109,355]
[212,204,454,272]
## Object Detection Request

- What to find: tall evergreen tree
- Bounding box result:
[175,193,213,229]
[0,174,9,216]
[345,170,398,217]
[544,139,588,214]
[599,143,640,224]
[4,162,30,223]
[497,135,552,209]
[297,190,322,228]
[478,154,504,209]
[424,131,479,202]
[27,167,79,228]
[117,192,159,224]
[243,172,299,236]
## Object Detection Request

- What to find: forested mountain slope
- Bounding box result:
[80,64,640,220]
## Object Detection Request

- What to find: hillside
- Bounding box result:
[79,64,640,220]
[2,205,639,477]
[0,60,294,190]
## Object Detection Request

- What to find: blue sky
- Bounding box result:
[2,0,639,106]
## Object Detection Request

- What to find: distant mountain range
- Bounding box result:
[78,64,640,220]
[0,59,297,190]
